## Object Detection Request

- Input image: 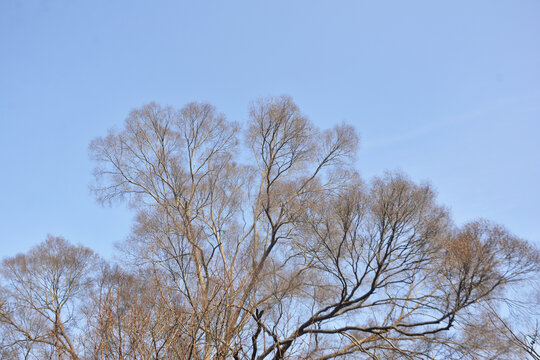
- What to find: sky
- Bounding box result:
[1,0,539,260]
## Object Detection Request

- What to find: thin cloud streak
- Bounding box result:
[363,93,540,150]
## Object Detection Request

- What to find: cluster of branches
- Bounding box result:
[1,96,539,359]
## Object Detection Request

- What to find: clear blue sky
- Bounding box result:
[1,0,539,259]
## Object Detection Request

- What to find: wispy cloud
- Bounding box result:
[363,93,540,150]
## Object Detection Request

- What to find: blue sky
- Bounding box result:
[1,0,539,259]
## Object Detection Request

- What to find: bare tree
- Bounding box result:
[87,96,539,359]
[0,235,99,359]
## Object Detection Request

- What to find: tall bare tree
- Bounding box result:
[87,96,539,359]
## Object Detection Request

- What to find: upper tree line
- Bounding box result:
[1,96,539,359]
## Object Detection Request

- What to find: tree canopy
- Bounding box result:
[1,96,539,359]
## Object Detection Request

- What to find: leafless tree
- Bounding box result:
[87,96,539,359]
[0,235,99,359]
